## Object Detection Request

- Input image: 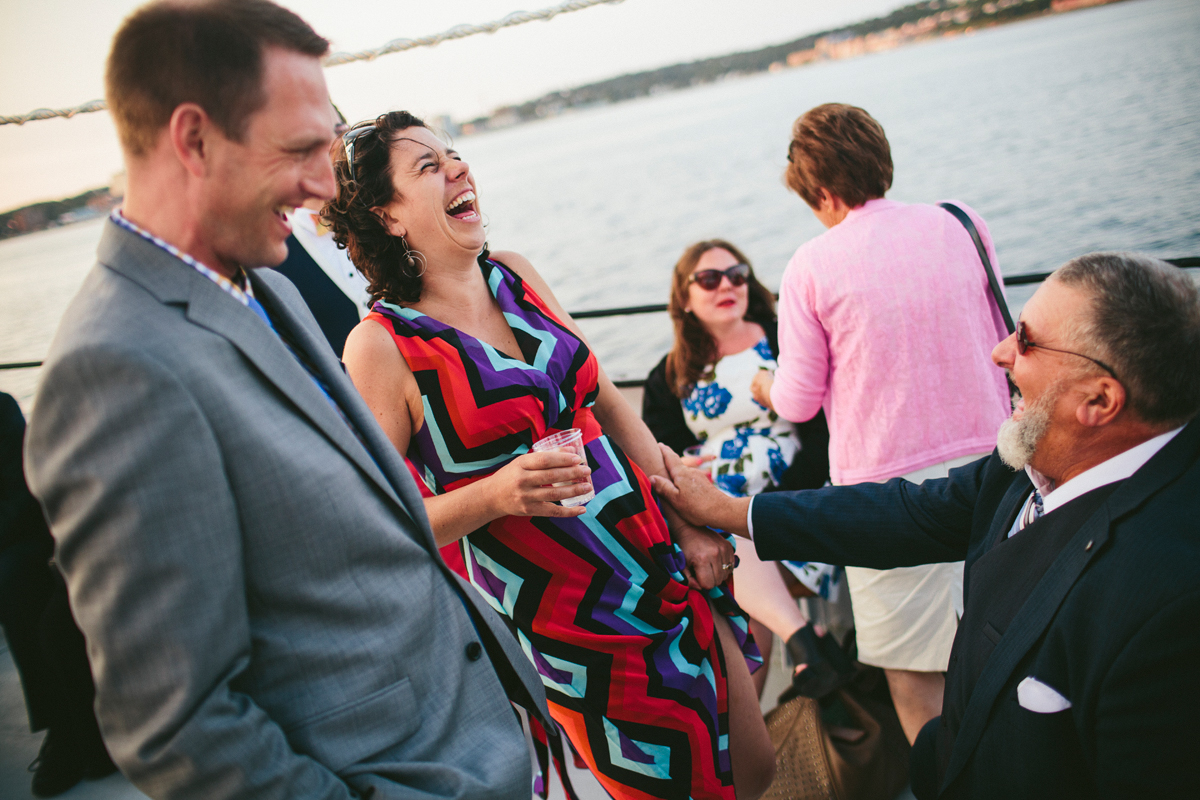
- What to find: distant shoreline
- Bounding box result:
[0,0,1126,237]
[451,0,1126,136]
[1,187,119,242]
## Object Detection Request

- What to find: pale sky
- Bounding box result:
[0,0,904,210]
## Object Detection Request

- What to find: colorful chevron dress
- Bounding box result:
[367,259,759,800]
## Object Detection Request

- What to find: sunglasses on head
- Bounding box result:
[1016,320,1117,379]
[342,124,376,183]
[688,263,751,291]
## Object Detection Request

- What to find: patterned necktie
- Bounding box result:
[1023,489,1045,529]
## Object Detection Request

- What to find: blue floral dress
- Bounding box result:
[684,339,841,599]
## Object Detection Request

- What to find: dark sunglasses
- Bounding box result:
[688,263,751,291]
[342,124,376,183]
[1017,320,1117,379]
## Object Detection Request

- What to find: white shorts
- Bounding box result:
[843,452,989,672]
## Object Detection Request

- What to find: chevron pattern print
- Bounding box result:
[368,260,759,800]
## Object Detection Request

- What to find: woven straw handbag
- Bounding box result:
[762,665,910,800]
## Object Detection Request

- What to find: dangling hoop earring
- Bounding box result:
[401,246,427,279]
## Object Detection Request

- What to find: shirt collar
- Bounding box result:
[1025,425,1185,515]
[288,206,320,236]
[110,208,254,306]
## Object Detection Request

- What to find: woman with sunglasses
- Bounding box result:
[324,112,774,800]
[643,240,850,702]
[746,103,1011,746]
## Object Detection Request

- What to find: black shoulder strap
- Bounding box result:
[939,202,1015,335]
[763,317,780,360]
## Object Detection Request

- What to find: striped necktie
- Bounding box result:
[1022,489,1045,529]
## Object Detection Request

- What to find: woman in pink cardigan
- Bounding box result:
[752,104,1011,744]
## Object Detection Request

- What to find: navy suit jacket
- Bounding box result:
[753,420,1200,799]
[271,234,361,357]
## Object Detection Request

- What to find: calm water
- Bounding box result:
[2,0,1198,409]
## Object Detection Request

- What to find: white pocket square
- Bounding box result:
[1017,676,1072,713]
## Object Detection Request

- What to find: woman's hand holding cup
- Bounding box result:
[531,428,595,507]
[488,436,592,518]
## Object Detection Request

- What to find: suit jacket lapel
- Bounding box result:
[988,475,1032,549]
[186,273,404,502]
[942,419,1200,792]
[942,506,1110,791]
[247,271,438,546]
[98,222,423,537]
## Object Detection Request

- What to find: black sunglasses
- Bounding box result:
[342,124,376,184]
[1017,320,1117,379]
[688,263,751,291]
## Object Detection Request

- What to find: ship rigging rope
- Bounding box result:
[0,0,626,127]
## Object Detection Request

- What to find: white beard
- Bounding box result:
[996,384,1059,471]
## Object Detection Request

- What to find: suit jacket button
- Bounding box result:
[466,641,483,661]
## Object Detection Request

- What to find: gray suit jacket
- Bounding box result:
[25,220,550,799]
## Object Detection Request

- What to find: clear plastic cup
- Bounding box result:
[532,428,594,507]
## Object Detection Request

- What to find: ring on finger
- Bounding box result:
[721,562,732,570]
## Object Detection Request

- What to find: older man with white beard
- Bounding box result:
[650,251,1200,800]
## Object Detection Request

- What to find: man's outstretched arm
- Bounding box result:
[653,443,989,569]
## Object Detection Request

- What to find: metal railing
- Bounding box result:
[592,259,1200,388]
[4,259,1198,382]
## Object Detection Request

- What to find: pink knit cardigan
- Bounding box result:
[770,198,1011,485]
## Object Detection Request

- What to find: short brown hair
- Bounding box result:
[665,240,776,397]
[784,103,893,209]
[105,0,329,156]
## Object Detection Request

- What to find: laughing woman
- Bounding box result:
[325,111,774,800]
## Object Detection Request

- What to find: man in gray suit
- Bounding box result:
[23,2,562,797]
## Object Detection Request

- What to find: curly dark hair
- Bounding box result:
[665,239,776,398]
[323,110,486,306]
